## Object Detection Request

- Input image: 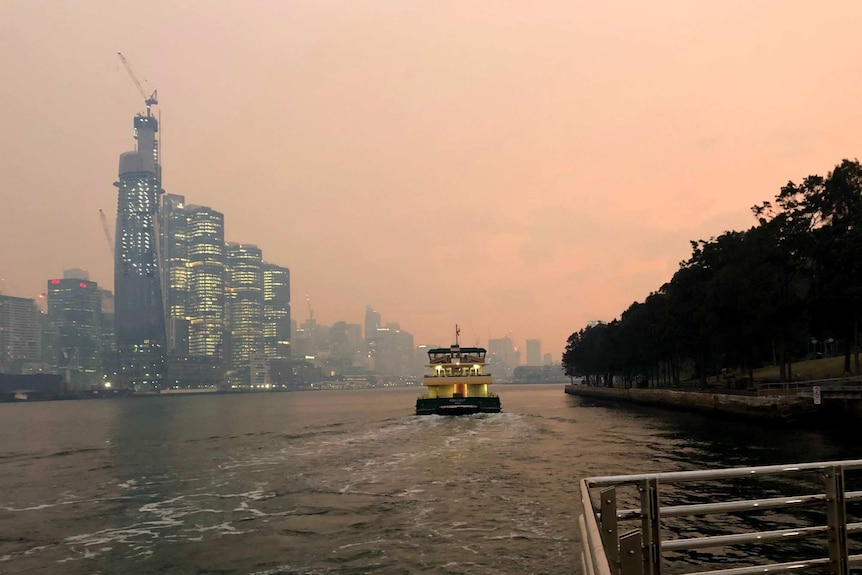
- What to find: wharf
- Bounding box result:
[564,384,816,423]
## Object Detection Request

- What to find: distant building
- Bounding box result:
[267,358,322,390]
[372,324,414,376]
[114,110,166,390]
[165,355,224,388]
[364,305,380,342]
[329,321,361,374]
[226,242,264,384]
[526,339,542,366]
[0,373,64,399]
[38,310,58,372]
[187,205,226,359]
[414,344,438,378]
[0,295,42,373]
[249,353,269,387]
[513,364,566,383]
[262,263,291,359]
[160,193,190,356]
[543,352,554,366]
[488,335,519,381]
[99,288,117,378]
[292,314,319,360]
[47,276,102,389]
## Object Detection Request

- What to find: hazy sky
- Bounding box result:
[2,1,862,358]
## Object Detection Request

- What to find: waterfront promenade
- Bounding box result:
[562,381,862,423]
[564,384,811,422]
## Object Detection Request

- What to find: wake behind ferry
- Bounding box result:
[415,326,501,415]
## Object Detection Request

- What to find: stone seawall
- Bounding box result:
[564,385,816,423]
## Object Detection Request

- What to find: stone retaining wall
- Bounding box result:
[563,385,815,423]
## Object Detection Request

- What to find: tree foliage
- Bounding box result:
[562,159,862,385]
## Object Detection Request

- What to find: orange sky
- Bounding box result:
[2,1,861,359]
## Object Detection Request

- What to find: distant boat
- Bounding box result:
[415,325,501,415]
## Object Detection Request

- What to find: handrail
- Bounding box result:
[756,378,862,396]
[578,459,862,575]
[616,490,862,519]
[586,459,862,486]
[580,477,613,575]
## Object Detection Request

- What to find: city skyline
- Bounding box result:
[3,2,862,358]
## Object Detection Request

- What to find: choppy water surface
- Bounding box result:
[0,385,858,574]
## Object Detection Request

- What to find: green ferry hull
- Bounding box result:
[415,396,501,416]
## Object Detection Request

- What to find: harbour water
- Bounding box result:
[0,384,858,575]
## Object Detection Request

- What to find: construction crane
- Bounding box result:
[99,208,114,256]
[306,295,314,322]
[117,51,157,116]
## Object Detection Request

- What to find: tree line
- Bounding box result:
[562,159,862,387]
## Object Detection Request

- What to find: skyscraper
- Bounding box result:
[187,205,225,359]
[47,273,102,389]
[0,295,41,374]
[263,263,291,359]
[114,110,166,390]
[226,242,263,383]
[160,193,190,356]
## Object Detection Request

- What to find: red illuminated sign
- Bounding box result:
[51,279,60,284]
[79,283,88,288]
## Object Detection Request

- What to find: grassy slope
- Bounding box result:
[752,355,852,382]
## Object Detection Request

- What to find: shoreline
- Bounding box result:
[563,384,821,424]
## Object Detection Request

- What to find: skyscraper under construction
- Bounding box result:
[113,105,166,390]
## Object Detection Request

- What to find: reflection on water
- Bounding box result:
[0,385,858,574]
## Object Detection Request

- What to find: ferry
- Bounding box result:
[415,326,501,415]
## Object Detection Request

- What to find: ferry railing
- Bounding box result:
[578,459,862,575]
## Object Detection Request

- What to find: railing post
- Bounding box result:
[620,530,644,575]
[639,478,661,575]
[600,487,620,573]
[823,465,848,575]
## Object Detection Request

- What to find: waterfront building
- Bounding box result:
[187,205,226,359]
[114,110,166,390]
[526,338,542,366]
[164,355,224,388]
[249,353,269,387]
[47,274,102,389]
[160,193,190,356]
[226,242,264,384]
[262,263,291,359]
[0,295,42,373]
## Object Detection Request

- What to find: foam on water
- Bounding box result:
[2,385,854,574]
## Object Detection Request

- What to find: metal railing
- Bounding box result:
[756,378,862,397]
[579,459,862,575]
